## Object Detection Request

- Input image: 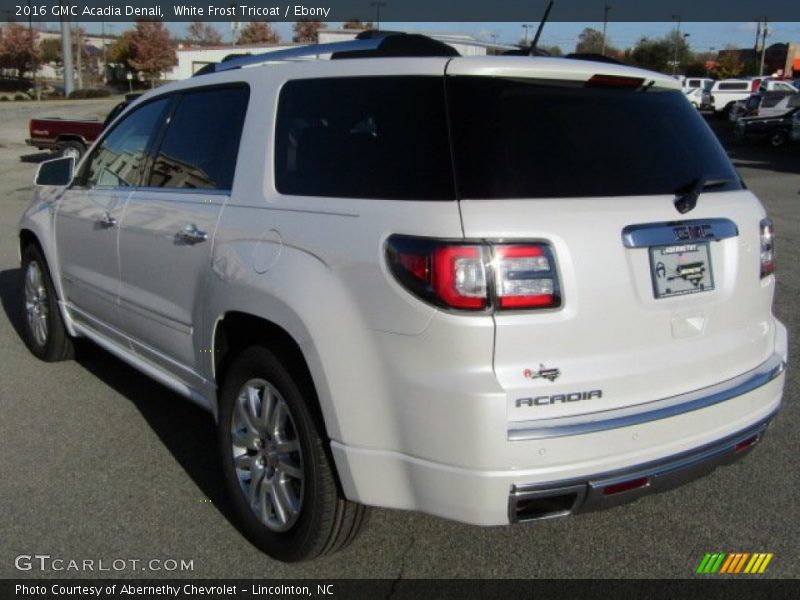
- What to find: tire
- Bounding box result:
[21,244,74,362]
[768,131,788,148]
[218,345,366,562]
[58,140,85,160]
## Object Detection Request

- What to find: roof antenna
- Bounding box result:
[503,1,555,56]
[530,0,555,55]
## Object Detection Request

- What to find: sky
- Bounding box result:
[64,21,800,52]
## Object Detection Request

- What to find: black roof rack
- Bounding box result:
[192,32,459,77]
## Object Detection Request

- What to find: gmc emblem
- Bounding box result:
[673,224,714,242]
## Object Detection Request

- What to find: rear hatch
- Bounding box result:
[445,58,777,423]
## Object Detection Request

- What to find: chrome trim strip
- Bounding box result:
[622,218,739,248]
[508,354,785,441]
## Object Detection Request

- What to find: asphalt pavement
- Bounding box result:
[0,99,797,579]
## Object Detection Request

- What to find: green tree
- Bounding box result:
[575,27,614,55]
[108,30,137,70]
[629,36,672,72]
[714,46,745,79]
[237,22,281,45]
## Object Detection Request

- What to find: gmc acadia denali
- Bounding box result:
[18,33,787,562]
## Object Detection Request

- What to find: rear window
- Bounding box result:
[274,77,454,200]
[719,82,748,91]
[448,77,741,199]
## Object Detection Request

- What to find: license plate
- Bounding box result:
[649,242,714,299]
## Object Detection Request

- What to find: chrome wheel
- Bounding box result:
[231,378,304,532]
[60,145,81,160]
[24,260,49,347]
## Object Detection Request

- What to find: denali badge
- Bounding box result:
[516,390,603,408]
[523,364,561,382]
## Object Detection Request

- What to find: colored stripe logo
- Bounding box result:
[696,553,773,574]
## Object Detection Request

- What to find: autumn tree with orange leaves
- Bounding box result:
[237,22,281,45]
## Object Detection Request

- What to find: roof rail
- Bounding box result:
[211,38,385,73]
[194,32,459,76]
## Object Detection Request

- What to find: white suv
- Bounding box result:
[18,33,787,562]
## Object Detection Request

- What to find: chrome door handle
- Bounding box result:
[95,212,117,228]
[175,224,208,245]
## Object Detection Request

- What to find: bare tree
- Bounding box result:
[186,21,223,46]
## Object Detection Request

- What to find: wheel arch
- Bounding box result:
[212,312,327,436]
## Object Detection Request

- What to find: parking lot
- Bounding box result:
[0,98,797,579]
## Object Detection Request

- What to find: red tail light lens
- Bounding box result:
[386,236,560,312]
[760,218,775,278]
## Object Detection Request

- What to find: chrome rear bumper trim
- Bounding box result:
[509,354,785,441]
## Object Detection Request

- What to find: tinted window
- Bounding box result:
[275,77,454,200]
[85,98,169,188]
[448,77,741,199]
[719,82,748,91]
[148,86,249,190]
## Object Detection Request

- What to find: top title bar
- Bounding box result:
[2,0,800,23]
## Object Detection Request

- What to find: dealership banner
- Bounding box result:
[3,0,800,23]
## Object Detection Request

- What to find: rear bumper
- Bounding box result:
[509,412,773,523]
[333,342,786,526]
[26,138,59,151]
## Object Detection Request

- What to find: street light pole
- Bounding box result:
[522,23,532,45]
[671,15,682,76]
[60,5,74,97]
[601,5,611,56]
[371,2,387,31]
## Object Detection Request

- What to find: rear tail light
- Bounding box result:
[386,236,560,312]
[760,218,775,278]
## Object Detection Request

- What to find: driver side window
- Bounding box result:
[84,98,170,188]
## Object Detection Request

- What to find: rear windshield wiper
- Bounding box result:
[674,176,734,214]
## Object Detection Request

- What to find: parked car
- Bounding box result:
[25,94,141,160]
[735,106,799,147]
[758,79,798,93]
[682,77,713,93]
[707,79,752,114]
[728,91,798,122]
[684,86,706,108]
[18,32,787,562]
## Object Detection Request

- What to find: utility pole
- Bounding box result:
[759,17,769,76]
[671,15,682,75]
[754,17,762,76]
[601,5,611,56]
[75,25,83,90]
[371,2,387,31]
[60,12,74,97]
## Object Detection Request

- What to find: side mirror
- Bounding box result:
[34,156,75,187]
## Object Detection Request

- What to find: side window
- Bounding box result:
[84,98,170,188]
[148,86,249,190]
[274,77,454,200]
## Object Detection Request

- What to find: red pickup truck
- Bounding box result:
[26,117,104,159]
[25,94,141,160]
